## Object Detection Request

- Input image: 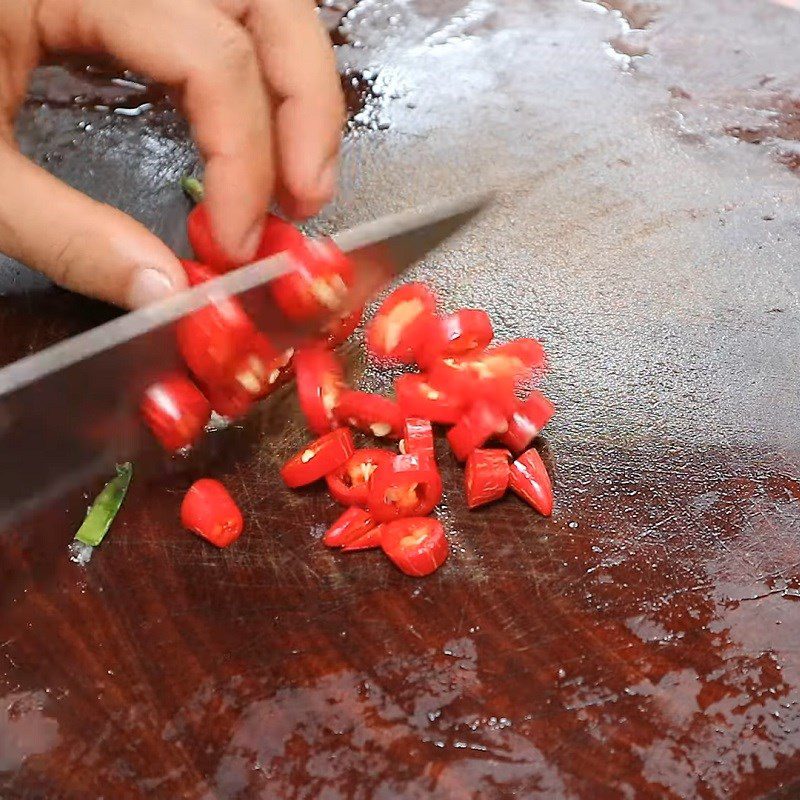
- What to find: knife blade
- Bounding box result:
[0,192,489,529]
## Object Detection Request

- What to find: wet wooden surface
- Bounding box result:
[3,0,800,797]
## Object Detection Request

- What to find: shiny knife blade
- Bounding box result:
[0,193,489,529]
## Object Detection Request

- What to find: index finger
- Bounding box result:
[39,0,274,260]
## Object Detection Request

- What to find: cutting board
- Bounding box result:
[3,1,800,797]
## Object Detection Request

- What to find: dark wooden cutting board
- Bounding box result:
[3,1,800,797]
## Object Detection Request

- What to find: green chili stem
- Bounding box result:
[74,462,133,547]
[180,175,205,204]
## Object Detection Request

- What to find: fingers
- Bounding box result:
[0,144,187,308]
[242,0,344,219]
[37,0,274,260]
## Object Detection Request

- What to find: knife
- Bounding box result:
[0,193,489,529]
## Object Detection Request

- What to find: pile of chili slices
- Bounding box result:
[139,184,555,578]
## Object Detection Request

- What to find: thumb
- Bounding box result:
[0,145,187,309]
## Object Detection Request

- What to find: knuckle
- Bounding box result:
[214,24,257,75]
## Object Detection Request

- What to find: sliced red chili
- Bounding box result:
[281,428,355,488]
[394,374,465,424]
[400,418,435,459]
[341,523,383,552]
[271,238,354,321]
[368,453,442,522]
[295,346,345,434]
[381,517,448,577]
[176,297,256,386]
[499,391,555,453]
[140,374,211,452]
[181,259,218,286]
[334,390,403,439]
[367,283,437,363]
[325,448,392,506]
[447,400,509,462]
[200,378,253,420]
[323,506,376,548]
[227,334,280,398]
[431,337,546,394]
[416,309,493,367]
[509,448,553,516]
[324,306,363,349]
[181,479,244,547]
[465,448,511,509]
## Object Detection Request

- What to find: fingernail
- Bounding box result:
[128,268,175,308]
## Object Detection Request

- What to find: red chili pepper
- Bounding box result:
[381,517,448,577]
[499,391,555,453]
[367,283,437,362]
[181,259,218,286]
[294,346,345,434]
[416,309,493,367]
[334,390,404,439]
[368,453,442,522]
[281,428,355,488]
[324,306,363,349]
[509,448,553,516]
[188,205,302,271]
[341,523,383,551]
[200,378,253,420]
[227,334,280,399]
[323,506,376,548]
[465,448,511,509]
[176,297,256,387]
[431,337,546,395]
[140,374,211,452]
[447,400,509,462]
[271,238,354,322]
[181,479,244,547]
[325,448,391,506]
[394,374,465,424]
[186,204,240,272]
[257,214,307,258]
[400,418,435,459]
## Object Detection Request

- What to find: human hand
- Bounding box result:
[0,0,344,308]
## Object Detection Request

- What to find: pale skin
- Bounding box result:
[0,0,344,308]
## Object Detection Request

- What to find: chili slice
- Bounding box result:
[509,448,554,516]
[499,391,555,453]
[400,418,435,459]
[395,373,465,425]
[465,449,511,509]
[181,478,244,547]
[200,378,253,420]
[447,400,509,462]
[176,297,256,386]
[341,524,383,552]
[324,306,363,349]
[295,346,345,434]
[230,334,283,399]
[416,309,493,367]
[141,374,211,452]
[334,390,403,439]
[323,506,376,548]
[271,238,354,321]
[325,448,392,506]
[368,454,442,522]
[381,517,448,577]
[367,283,437,362]
[281,428,355,488]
